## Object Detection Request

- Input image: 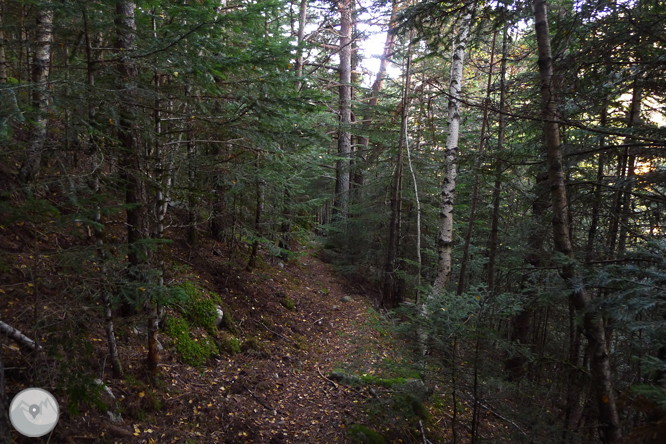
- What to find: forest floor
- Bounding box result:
[2,218,520,443]
[2,224,417,444]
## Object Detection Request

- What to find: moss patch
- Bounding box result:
[347,424,386,444]
[164,317,218,366]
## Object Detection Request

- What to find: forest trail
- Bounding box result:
[55,244,388,443]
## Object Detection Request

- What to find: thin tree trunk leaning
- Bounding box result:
[333,0,352,219]
[486,26,508,293]
[383,31,413,308]
[533,1,621,442]
[17,4,53,184]
[406,103,422,304]
[432,6,472,294]
[585,102,607,263]
[457,31,496,296]
[617,78,642,257]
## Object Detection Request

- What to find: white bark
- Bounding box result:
[18,5,53,184]
[432,7,472,293]
[0,320,41,351]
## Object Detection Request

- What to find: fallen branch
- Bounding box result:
[479,402,527,436]
[0,320,41,351]
[316,366,338,389]
[248,319,298,346]
[241,382,282,414]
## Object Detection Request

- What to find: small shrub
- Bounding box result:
[347,424,386,444]
[280,296,295,311]
[241,336,264,352]
[218,333,241,355]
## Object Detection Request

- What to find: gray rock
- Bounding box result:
[107,411,123,423]
[215,306,224,327]
[342,296,354,303]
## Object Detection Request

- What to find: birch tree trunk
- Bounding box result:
[333,0,352,219]
[18,4,53,184]
[533,1,621,441]
[432,6,472,293]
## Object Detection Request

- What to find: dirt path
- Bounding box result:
[84,248,386,444]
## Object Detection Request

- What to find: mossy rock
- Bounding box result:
[347,424,386,444]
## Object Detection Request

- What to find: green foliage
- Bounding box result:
[61,373,107,416]
[218,333,241,355]
[164,317,218,366]
[347,424,386,444]
[241,336,265,352]
[279,296,295,311]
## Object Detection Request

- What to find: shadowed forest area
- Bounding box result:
[1,0,665,442]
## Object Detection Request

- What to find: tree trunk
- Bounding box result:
[383,32,413,308]
[486,25,508,294]
[333,0,352,219]
[432,6,472,293]
[116,0,144,276]
[617,78,642,257]
[295,0,307,91]
[0,3,7,85]
[0,347,9,443]
[457,31,496,296]
[247,155,264,271]
[187,111,198,245]
[533,1,621,441]
[17,4,53,184]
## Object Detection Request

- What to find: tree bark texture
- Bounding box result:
[18,4,53,184]
[116,0,145,273]
[333,0,352,219]
[533,1,621,441]
[432,6,472,293]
